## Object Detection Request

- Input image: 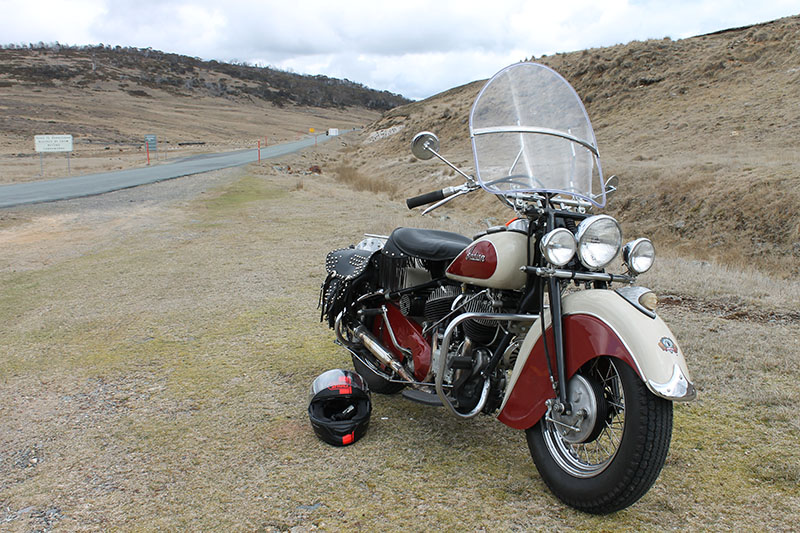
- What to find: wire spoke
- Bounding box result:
[544,358,627,477]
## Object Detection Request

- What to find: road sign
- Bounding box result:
[35,134,73,153]
[144,134,157,152]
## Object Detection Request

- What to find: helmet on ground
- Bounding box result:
[308,369,371,446]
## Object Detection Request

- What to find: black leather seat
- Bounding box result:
[382,227,471,262]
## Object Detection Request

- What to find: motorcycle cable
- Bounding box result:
[478,210,544,389]
[385,277,447,300]
[539,275,557,395]
[526,196,560,400]
[545,204,572,413]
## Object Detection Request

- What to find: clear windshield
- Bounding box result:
[469,63,605,207]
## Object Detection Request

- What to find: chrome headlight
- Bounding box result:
[576,215,622,270]
[540,228,577,267]
[623,238,655,274]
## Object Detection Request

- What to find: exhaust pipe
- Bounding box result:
[351,325,416,384]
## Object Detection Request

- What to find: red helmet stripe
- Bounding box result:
[342,432,355,445]
[328,384,353,394]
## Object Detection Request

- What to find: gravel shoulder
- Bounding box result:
[1,143,798,531]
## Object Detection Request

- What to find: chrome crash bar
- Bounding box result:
[435,312,538,419]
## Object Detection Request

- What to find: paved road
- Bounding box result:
[0,134,335,208]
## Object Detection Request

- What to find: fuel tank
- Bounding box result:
[445,228,528,290]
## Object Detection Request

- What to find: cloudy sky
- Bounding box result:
[1,0,797,100]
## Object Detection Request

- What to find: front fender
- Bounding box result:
[497,289,695,430]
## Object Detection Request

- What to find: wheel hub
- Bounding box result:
[550,374,607,444]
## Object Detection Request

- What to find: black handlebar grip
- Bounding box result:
[406,189,445,209]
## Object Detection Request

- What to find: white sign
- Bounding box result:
[35,135,73,153]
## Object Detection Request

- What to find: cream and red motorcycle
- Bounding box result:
[319,62,695,514]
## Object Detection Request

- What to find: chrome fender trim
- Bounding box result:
[649,363,697,401]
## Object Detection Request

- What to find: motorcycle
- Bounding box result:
[319,62,695,514]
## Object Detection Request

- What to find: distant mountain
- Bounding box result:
[0,43,410,110]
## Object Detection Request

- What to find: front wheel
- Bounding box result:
[526,357,673,514]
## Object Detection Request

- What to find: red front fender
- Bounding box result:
[497,314,639,430]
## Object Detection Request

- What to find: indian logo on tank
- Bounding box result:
[447,241,497,279]
[465,248,486,262]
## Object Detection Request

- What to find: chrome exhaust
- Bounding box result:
[351,324,416,384]
[335,312,417,387]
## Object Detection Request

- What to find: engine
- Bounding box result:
[418,285,519,413]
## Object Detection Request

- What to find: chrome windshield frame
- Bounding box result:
[471,126,599,157]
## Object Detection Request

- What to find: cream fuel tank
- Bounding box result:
[445,223,529,290]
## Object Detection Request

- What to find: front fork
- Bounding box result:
[543,207,572,415]
[548,276,571,414]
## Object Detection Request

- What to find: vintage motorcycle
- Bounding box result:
[319,62,695,514]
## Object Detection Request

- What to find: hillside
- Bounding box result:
[346,14,800,277]
[0,45,408,183]
[0,44,409,110]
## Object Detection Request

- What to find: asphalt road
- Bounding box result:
[0,134,335,208]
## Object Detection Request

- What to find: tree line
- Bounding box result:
[0,43,410,110]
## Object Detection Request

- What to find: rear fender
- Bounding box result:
[497,289,695,430]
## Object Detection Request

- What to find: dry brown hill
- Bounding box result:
[350,15,800,277]
[0,45,406,182]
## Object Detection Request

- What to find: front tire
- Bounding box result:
[526,358,672,514]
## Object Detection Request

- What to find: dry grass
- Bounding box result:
[1,145,798,530]
[646,252,800,311]
[333,160,399,197]
[2,13,800,531]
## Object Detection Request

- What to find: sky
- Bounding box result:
[0,0,797,100]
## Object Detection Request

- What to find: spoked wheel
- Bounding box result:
[526,357,673,514]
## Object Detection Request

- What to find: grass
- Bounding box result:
[1,163,798,531]
[334,160,399,197]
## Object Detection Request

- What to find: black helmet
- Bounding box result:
[308,369,371,446]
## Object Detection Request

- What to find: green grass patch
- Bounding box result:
[195,174,287,216]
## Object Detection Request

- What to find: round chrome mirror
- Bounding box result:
[411,131,439,160]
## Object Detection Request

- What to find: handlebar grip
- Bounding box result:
[406,189,446,209]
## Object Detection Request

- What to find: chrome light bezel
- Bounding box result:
[623,238,655,274]
[540,227,577,267]
[575,214,622,270]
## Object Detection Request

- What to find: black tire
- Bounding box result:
[526,358,673,514]
[351,350,405,395]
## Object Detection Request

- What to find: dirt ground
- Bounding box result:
[1,134,798,531]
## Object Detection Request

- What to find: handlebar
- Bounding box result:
[406,187,459,209]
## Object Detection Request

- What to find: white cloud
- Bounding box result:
[0,0,797,99]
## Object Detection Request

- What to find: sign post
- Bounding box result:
[34,134,73,175]
[144,134,157,165]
